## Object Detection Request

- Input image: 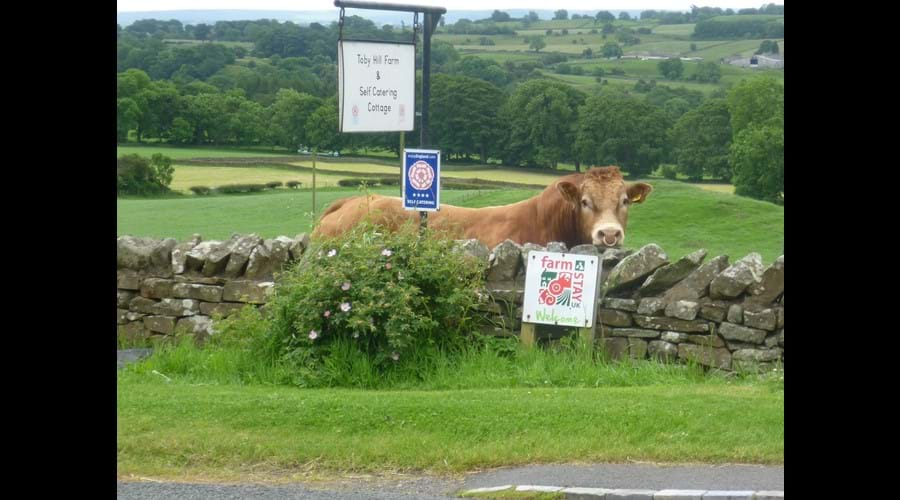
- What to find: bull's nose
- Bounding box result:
[597,229,622,247]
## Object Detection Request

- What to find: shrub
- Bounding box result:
[443,181,497,190]
[266,222,489,385]
[189,185,211,195]
[379,177,401,186]
[286,180,302,189]
[659,164,678,179]
[337,178,371,187]
[542,53,568,65]
[266,181,283,189]
[556,63,573,75]
[116,153,175,196]
[216,183,266,194]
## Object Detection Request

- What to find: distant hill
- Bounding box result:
[116,9,652,27]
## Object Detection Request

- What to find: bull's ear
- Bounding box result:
[626,182,653,204]
[556,181,580,206]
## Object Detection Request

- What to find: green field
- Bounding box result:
[117,376,783,480]
[170,165,349,192]
[652,24,697,36]
[118,178,783,263]
[117,145,294,159]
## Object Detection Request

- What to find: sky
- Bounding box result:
[117,1,781,12]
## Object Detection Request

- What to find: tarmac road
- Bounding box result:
[117,463,784,499]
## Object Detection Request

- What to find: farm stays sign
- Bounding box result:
[338,40,415,133]
[521,251,601,328]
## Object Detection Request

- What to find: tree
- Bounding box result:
[693,61,721,83]
[268,89,322,149]
[117,69,152,141]
[619,12,632,21]
[601,42,623,58]
[658,58,684,80]
[726,77,784,134]
[554,9,568,20]
[305,101,342,153]
[574,95,672,177]
[501,79,586,168]
[430,74,506,162]
[456,57,510,87]
[725,77,784,203]
[117,98,141,142]
[116,154,174,195]
[756,40,779,54]
[730,124,783,204]
[596,11,615,22]
[491,10,511,22]
[194,23,211,41]
[529,36,546,52]
[526,11,540,22]
[670,99,733,181]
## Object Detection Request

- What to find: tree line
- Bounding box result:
[117,16,783,204]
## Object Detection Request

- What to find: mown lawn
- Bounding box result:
[117,377,783,480]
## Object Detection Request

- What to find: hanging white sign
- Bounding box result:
[338,40,415,133]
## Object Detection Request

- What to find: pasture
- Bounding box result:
[169,165,346,193]
[117,145,293,159]
[117,178,783,263]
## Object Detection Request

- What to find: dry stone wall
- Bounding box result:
[117,234,783,372]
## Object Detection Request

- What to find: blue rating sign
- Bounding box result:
[402,149,440,212]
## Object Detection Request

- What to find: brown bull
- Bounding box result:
[313,166,652,249]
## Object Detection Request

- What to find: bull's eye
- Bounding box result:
[622,198,630,206]
[581,199,589,208]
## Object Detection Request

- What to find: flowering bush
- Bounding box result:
[267,221,489,378]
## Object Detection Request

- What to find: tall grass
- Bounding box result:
[123,333,780,391]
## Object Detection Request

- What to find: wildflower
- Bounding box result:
[391,351,400,361]
[352,332,359,339]
[397,272,403,280]
[341,281,351,291]
[308,330,319,340]
[385,262,393,270]
[381,249,393,257]
[327,249,337,257]
[340,302,352,312]
[323,310,331,318]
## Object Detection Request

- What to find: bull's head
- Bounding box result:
[556,166,652,248]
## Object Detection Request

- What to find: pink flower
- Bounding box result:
[381,249,393,257]
[341,282,351,291]
[323,310,331,318]
[391,351,400,361]
[340,302,352,312]
[327,249,337,257]
[385,262,393,270]
[308,330,319,340]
